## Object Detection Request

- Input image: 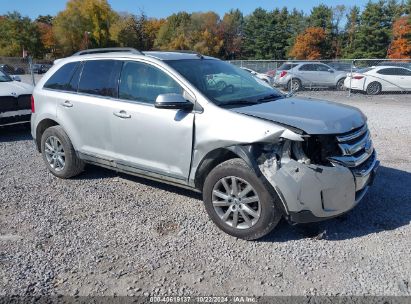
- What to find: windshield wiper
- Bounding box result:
[219,100,259,107]
[257,94,284,102]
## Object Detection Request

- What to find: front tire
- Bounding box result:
[336,78,346,91]
[41,126,84,179]
[203,159,282,240]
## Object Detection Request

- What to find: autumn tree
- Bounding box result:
[53,0,117,55]
[388,15,411,58]
[289,27,327,59]
[219,9,244,59]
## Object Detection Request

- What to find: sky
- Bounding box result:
[1,0,372,19]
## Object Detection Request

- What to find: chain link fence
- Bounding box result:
[230,59,411,96]
[1,56,410,97]
[0,56,52,86]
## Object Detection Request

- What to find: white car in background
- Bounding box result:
[344,66,411,95]
[240,67,273,85]
[0,70,33,126]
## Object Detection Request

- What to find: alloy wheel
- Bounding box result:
[212,176,261,229]
[44,136,66,172]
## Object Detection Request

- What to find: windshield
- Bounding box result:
[166,59,283,107]
[0,70,12,82]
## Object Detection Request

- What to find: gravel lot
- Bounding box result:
[0,91,410,297]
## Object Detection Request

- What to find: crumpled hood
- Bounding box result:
[0,81,33,97]
[231,96,366,134]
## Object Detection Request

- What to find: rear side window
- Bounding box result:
[78,60,123,98]
[278,63,298,70]
[119,61,182,104]
[43,62,79,90]
[377,68,408,76]
[299,64,316,71]
[316,64,330,71]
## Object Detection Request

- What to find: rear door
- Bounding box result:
[56,59,123,161]
[297,64,319,86]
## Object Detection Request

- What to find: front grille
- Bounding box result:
[328,124,377,191]
[329,124,374,168]
[17,94,31,110]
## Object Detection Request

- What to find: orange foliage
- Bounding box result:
[388,16,411,59]
[289,27,326,60]
[37,22,55,50]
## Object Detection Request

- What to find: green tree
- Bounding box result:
[342,6,361,58]
[53,0,117,55]
[110,12,149,50]
[154,12,191,49]
[308,4,334,58]
[0,12,43,57]
[345,0,403,58]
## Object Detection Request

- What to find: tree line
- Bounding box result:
[0,0,410,60]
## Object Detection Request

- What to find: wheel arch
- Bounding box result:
[35,118,59,152]
[194,145,261,191]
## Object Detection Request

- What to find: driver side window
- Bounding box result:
[119,61,183,104]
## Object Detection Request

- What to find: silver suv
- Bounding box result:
[31,49,379,240]
[274,62,348,91]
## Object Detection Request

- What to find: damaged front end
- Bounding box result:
[255,124,379,223]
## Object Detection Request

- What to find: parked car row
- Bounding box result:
[269,61,411,94]
[0,64,26,75]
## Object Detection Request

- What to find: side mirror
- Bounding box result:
[155,93,193,110]
[12,75,21,82]
[328,69,334,73]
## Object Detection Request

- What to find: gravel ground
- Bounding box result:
[0,91,410,297]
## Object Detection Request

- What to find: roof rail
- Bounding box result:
[167,50,204,59]
[72,48,144,56]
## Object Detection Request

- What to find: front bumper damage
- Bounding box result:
[257,138,379,224]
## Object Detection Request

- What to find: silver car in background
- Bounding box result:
[274,62,348,91]
[31,49,379,240]
[240,67,273,85]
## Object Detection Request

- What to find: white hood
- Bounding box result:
[0,81,33,97]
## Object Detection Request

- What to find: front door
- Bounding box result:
[111,60,194,180]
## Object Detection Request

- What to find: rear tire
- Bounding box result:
[366,82,382,95]
[41,126,84,179]
[203,159,282,240]
[287,78,302,92]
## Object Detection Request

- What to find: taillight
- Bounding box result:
[31,95,35,113]
[353,75,364,80]
[280,70,287,78]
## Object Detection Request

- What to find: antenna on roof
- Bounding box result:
[72,48,144,56]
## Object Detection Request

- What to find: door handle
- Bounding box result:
[113,110,131,119]
[61,100,73,108]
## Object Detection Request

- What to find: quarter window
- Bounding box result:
[43,62,79,90]
[119,61,182,104]
[78,60,123,98]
